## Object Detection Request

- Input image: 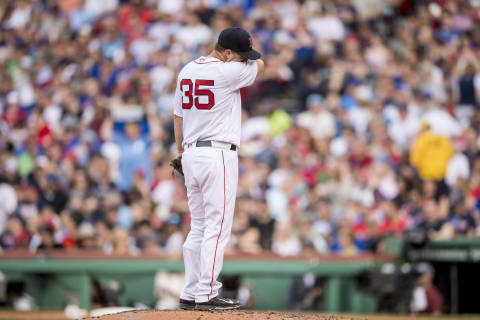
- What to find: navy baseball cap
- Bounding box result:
[218,27,261,60]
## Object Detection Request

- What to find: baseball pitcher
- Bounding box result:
[172,27,264,310]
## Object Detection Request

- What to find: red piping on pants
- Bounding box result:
[208,150,226,301]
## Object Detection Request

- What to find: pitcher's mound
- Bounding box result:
[83,310,356,320]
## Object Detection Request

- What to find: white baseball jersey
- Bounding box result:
[174,56,258,147]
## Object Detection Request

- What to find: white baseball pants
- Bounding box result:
[179,144,238,303]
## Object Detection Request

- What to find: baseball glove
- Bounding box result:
[170,156,184,176]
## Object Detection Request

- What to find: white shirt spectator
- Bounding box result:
[410,286,428,313]
[378,175,399,200]
[423,107,462,138]
[297,94,336,139]
[241,117,270,142]
[158,0,184,14]
[176,24,212,48]
[330,136,349,157]
[4,3,31,30]
[365,42,389,70]
[130,39,155,65]
[150,64,174,95]
[307,14,345,41]
[85,0,118,16]
[387,112,420,149]
[266,188,290,221]
[421,64,447,103]
[312,220,331,253]
[351,186,375,208]
[445,153,470,187]
[348,106,372,137]
[275,1,300,30]
[297,109,336,140]
[148,22,181,49]
[151,180,175,208]
[272,235,302,256]
[0,183,17,233]
[164,231,184,256]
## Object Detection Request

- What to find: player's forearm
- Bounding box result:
[174,115,184,154]
[256,59,265,77]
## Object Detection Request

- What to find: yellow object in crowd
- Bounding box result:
[410,130,454,180]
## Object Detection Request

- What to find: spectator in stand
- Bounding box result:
[450,195,477,237]
[452,50,480,128]
[410,122,454,181]
[410,263,443,315]
[296,94,336,140]
[37,225,63,250]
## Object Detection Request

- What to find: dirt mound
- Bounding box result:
[1,310,477,320]
[83,310,357,320]
[82,310,480,320]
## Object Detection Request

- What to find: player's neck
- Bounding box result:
[208,50,225,62]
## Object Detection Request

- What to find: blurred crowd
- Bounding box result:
[1,0,480,257]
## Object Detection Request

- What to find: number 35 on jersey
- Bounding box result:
[180,79,215,110]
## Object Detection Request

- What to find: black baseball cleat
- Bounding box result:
[196,296,241,311]
[179,299,196,310]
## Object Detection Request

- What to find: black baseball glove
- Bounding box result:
[170,156,184,176]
